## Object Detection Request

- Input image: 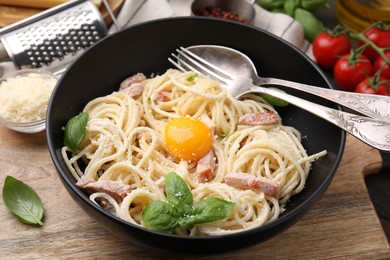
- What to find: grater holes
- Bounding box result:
[12,3,107,68]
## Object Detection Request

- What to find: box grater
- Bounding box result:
[0,0,108,73]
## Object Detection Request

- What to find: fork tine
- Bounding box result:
[179,47,235,80]
[169,53,227,85]
[170,47,240,85]
[172,49,229,85]
[168,56,186,71]
[170,53,201,74]
[169,55,227,84]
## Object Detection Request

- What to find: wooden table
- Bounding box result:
[0,0,125,27]
[0,127,389,259]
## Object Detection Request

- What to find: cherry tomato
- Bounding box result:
[361,26,390,62]
[355,76,389,96]
[312,31,351,69]
[333,53,373,91]
[374,51,390,79]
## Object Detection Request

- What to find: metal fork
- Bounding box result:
[168,47,390,152]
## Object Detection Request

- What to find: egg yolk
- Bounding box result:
[164,117,212,161]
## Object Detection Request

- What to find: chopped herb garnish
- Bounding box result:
[147,96,152,105]
[187,73,198,82]
[218,130,229,141]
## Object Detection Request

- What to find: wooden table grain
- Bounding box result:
[0,127,389,259]
[0,0,125,27]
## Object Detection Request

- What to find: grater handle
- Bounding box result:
[102,0,120,31]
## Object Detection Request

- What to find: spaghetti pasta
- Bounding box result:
[62,69,326,236]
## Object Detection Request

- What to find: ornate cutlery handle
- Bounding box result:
[257,77,390,123]
[244,85,390,152]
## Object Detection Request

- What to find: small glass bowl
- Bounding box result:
[0,69,58,133]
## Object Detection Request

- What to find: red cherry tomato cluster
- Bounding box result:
[312,24,390,96]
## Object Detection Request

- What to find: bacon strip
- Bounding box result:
[224,172,279,196]
[121,83,143,97]
[75,175,95,187]
[195,150,215,182]
[76,175,132,202]
[99,199,117,215]
[238,111,279,126]
[119,73,146,97]
[154,90,171,103]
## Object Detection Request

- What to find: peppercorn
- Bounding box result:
[194,7,249,24]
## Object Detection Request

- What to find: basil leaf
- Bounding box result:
[191,198,235,225]
[142,201,178,233]
[259,88,289,107]
[2,176,44,226]
[142,172,235,232]
[165,172,193,211]
[294,8,325,42]
[64,112,89,153]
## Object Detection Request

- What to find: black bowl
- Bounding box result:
[46,17,345,254]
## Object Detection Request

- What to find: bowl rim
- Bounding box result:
[46,16,346,243]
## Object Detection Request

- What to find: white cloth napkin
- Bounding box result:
[0,0,312,77]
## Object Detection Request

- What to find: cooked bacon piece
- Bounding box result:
[119,73,146,90]
[99,198,117,215]
[154,90,171,103]
[196,149,215,182]
[76,175,132,202]
[119,73,146,97]
[224,172,279,196]
[75,175,95,187]
[238,111,279,126]
[121,83,143,97]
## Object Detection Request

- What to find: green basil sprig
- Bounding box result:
[2,176,44,226]
[142,172,235,233]
[64,112,89,153]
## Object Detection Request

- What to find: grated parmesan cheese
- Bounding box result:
[0,72,57,123]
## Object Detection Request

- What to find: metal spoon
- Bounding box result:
[184,45,390,123]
